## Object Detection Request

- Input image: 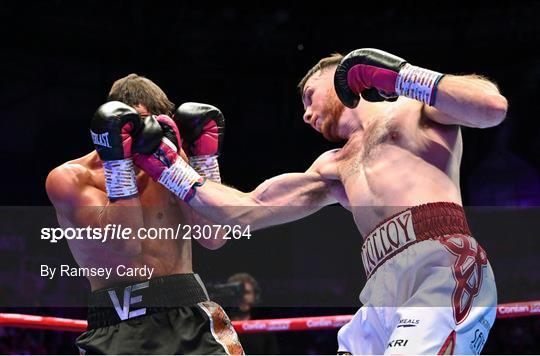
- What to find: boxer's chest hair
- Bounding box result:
[338,117,398,179]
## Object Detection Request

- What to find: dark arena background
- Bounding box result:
[1,1,539,354]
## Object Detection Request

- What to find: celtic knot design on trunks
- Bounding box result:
[439,235,488,325]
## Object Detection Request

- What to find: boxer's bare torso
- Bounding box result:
[46,151,193,290]
[312,99,462,236]
[158,65,503,245]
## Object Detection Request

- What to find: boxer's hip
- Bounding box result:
[339,203,497,354]
[359,202,496,310]
[361,202,473,278]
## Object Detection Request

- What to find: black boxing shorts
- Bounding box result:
[76,273,244,355]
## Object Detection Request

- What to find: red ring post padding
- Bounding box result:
[1,300,539,334]
[0,313,87,332]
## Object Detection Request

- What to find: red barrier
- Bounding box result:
[1,300,539,334]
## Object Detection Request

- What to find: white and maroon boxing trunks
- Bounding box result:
[338,202,497,355]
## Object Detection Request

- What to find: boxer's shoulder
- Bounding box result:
[307,149,342,182]
[316,149,341,163]
[48,153,96,184]
[46,152,100,204]
[307,149,340,171]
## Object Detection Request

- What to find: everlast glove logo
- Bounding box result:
[91,130,112,148]
[361,210,415,277]
[108,281,149,320]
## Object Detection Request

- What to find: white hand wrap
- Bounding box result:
[189,155,221,183]
[395,63,444,106]
[158,158,204,201]
[103,158,138,199]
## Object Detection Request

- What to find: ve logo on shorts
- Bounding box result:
[108,281,149,320]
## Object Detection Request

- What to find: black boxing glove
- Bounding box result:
[334,48,444,108]
[173,102,225,182]
[132,115,164,155]
[90,101,142,199]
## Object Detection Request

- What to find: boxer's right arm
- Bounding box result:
[45,102,156,257]
[46,164,144,257]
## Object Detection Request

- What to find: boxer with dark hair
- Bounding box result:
[46,74,243,354]
[108,73,175,117]
[132,48,507,354]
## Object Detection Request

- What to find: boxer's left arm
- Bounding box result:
[422,74,507,128]
[189,171,338,232]
[136,139,340,232]
[334,48,508,128]
[132,112,229,248]
[187,150,341,231]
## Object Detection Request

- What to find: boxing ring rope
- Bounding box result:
[1,300,539,334]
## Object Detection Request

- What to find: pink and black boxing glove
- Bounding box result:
[173,102,225,183]
[334,48,444,108]
[90,101,142,200]
[133,115,205,201]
